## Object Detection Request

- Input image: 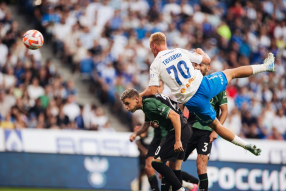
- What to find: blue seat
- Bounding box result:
[80,59,93,74]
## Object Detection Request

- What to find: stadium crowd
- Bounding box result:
[0,2,113,131]
[18,0,286,140]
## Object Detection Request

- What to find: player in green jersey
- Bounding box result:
[121,88,192,191]
[184,62,228,191]
[130,81,199,191]
[130,81,169,191]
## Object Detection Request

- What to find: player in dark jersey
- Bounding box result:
[184,62,228,191]
[121,88,192,191]
[130,81,198,191]
[130,81,169,191]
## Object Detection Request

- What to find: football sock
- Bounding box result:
[231,135,247,148]
[172,170,182,191]
[251,64,267,74]
[181,171,199,184]
[199,173,208,191]
[148,175,159,191]
[161,176,171,191]
[182,180,194,189]
[151,161,182,190]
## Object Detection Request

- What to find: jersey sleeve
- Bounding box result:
[144,98,171,119]
[218,90,228,106]
[149,60,160,86]
[180,48,203,64]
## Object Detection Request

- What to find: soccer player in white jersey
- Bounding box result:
[140,32,275,156]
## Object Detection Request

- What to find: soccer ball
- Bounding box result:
[22,29,44,50]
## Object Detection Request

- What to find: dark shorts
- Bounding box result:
[146,138,162,158]
[184,128,213,161]
[154,124,192,162]
[184,71,228,126]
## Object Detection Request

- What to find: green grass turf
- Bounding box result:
[0,188,115,191]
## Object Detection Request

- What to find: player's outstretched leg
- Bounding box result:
[152,160,186,191]
[223,52,275,83]
[181,171,199,190]
[209,118,262,156]
[161,176,171,191]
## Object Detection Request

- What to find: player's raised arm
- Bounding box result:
[139,86,158,97]
[193,48,211,65]
[167,110,183,152]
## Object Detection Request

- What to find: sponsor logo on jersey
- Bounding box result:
[181,88,186,93]
[158,107,166,115]
[152,120,160,125]
[180,77,196,93]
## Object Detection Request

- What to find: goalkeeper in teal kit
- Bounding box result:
[121,88,192,191]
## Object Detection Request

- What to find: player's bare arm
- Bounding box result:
[130,122,149,142]
[167,109,183,152]
[193,48,211,65]
[139,85,158,97]
[218,104,228,125]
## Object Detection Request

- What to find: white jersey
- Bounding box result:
[149,48,203,103]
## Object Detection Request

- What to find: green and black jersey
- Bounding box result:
[143,93,188,136]
[188,90,227,131]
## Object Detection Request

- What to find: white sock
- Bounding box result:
[182,180,194,189]
[177,187,185,191]
[251,64,267,74]
[231,135,248,148]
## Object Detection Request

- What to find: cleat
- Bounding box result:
[245,144,261,156]
[263,52,275,72]
[190,184,198,191]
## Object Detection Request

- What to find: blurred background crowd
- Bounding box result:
[0,1,113,131]
[1,0,286,140]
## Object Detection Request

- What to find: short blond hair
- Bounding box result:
[120,88,139,101]
[149,32,166,45]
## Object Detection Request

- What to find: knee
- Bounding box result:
[197,157,207,174]
[145,163,153,173]
[151,159,162,168]
[151,161,157,168]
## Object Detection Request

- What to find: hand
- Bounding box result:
[129,133,137,142]
[174,140,184,152]
[134,126,140,133]
[209,131,218,143]
[193,48,204,55]
[150,121,159,128]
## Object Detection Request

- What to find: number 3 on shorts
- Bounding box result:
[202,142,208,152]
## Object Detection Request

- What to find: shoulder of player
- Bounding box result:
[142,97,157,107]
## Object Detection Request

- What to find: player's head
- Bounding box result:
[157,80,164,94]
[193,62,210,76]
[120,88,140,113]
[149,32,167,57]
